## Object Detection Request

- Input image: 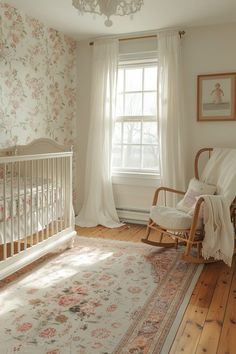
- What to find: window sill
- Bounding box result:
[112,172,160,187]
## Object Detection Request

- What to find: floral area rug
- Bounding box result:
[0,236,202,354]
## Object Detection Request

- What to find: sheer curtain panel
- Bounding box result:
[158,31,186,206]
[76,39,122,228]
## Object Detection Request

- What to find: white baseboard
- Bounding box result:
[117,208,149,225]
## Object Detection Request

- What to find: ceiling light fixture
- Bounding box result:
[72,0,144,27]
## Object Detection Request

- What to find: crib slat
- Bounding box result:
[3,164,6,260]
[10,163,14,256]
[17,161,20,253]
[36,160,39,244]
[62,157,65,230]
[46,158,49,239]
[30,160,33,247]
[60,157,63,232]
[69,154,73,228]
[41,159,44,241]
[64,156,68,228]
[62,157,65,228]
[51,158,54,237]
[55,157,58,235]
[24,161,27,250]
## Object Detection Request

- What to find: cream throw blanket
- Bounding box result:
[200,148,236,266]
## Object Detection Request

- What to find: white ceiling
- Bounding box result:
[6,0,236,40]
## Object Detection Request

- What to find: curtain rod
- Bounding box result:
[89,30,185,46]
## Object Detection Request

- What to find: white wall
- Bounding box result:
[77,23,236,218]
[183,23,236,180]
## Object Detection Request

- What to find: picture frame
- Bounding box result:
[197,72,236,121]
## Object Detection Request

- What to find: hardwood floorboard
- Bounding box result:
[195,259,235,354]
[216,261,236,354]
[75,223,236,354]
[169,263,222,354]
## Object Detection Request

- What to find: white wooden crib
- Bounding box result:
[0,138,76,280]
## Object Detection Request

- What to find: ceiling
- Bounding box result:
[6,0,236,40]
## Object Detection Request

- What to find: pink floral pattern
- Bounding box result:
[0,237,200,353]
[17,322,32,332]
[39,328,57,338]
[0,3,78,207]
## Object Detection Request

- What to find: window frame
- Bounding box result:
[112,59,159,176]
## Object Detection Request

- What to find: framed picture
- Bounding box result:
[197,72,236,121]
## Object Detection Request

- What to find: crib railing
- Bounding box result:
[0,151,73,262]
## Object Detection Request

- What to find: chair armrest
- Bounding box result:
[190,197,205,232]
[192,197,205,216]
[152,187,186,206]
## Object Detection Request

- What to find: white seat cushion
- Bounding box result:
[150,205,202,230]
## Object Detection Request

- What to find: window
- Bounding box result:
[112,60,159,175]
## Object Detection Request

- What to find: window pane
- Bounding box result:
[117,68,124,93]
[143,92,157,115]
[125,68,142,92]
[142,145,159,170]
[116,94,123,116]
[143,122,158,144]
[112,145,122,168]
[124,145,141,168]
[144,67,157,91]
[125,93,142,116]
[113,122,122,144]
[124,122,141,144]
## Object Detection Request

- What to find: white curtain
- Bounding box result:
[158,31,186,206]
[76,39,122,228]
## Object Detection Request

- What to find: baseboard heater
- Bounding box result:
[116,207,149,225]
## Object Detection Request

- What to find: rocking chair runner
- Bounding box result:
[142,148,236,264]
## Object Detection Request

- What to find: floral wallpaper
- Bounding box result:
[0,3,78,209]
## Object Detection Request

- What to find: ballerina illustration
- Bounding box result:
[211,82,224,104]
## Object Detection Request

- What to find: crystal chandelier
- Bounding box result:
[72,0,144,27]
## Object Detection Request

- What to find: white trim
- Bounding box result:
[115,115,157,122]
[119,53,157,64]
[0,228,76,281]
[112,172,160,187]
[117,208,149,224]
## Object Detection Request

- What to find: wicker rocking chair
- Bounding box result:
[142,148,236,264]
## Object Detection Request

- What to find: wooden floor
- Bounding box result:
[76,224,236,354]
